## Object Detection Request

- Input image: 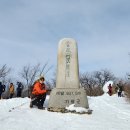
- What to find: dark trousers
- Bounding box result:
[10,93,14,98]
[118,91,122,97]
[31,93,46,107]
[17,91,22,97]
[0,93,2,99]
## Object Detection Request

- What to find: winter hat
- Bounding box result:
[39,75,45,81]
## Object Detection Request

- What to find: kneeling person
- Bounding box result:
[30,76,47,109]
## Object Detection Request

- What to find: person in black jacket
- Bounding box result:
[0,82,5,99]
[16,82,24,97]
[117,82,123,97]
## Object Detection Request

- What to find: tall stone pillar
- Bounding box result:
[48,38,89,112]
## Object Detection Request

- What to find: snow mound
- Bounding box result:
[66,104,89,113]
[103,81,113,93]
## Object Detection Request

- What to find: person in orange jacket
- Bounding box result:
[9,83,15,98]
[30,76,47,109]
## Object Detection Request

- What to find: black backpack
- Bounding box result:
[29,81,37,98]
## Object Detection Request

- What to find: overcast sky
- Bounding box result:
[0,0,130,79]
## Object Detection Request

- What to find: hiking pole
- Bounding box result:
[8,101,29,112]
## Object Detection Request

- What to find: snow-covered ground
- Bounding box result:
[0,94,130,130]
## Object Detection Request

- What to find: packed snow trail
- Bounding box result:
[0,94,130,130]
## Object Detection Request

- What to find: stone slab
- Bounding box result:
[48,88,89,110]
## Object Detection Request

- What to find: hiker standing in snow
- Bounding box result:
[0,82,5,99]
[117,82,123,97]
[108,83,112,96]
[30,76,47,109]
[9,83,15,98]
[16,82,24,97]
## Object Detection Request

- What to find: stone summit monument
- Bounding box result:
[48,38,89,112]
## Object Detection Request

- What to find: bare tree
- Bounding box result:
[0,64,12,98]
[80,72,104,96]
[80,73,96,89]
[102,69,115,82]
[0,64,11,79]
[80,73,91,95]
[93,69,115,87]
[80,69,115,96]
[39,62,53,78]
[20,64,40,96]
[20,63,52,97]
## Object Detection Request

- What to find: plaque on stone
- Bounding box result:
[48,38,89,112]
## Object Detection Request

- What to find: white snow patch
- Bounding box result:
[66,104,89,113]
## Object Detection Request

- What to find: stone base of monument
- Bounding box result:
[48,88,89,114]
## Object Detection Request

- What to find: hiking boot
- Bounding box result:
[38,106,45,110]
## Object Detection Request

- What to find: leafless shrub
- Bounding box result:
[85,86,104,96]
[80,72,96,89]
[124,83,130,101]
